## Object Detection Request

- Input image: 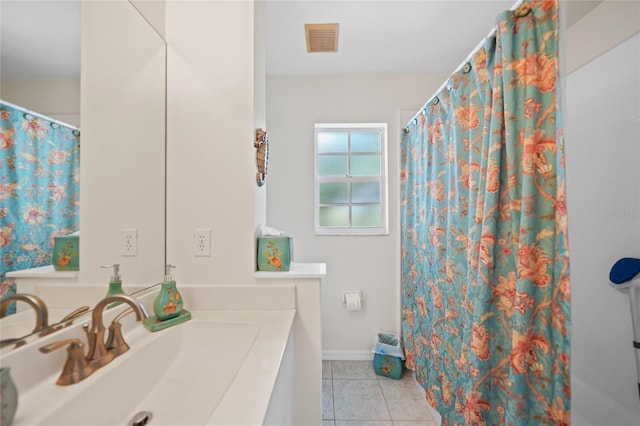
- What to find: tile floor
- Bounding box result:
[322,360,439,426]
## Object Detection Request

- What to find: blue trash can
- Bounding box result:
[372,332,405,379]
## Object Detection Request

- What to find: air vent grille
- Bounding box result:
[305,23,339,53]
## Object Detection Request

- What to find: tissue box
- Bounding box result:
[52,235,79,271]
[257,236,291,271]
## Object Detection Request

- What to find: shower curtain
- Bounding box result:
[400,1,570,424]
[0,101,80,311]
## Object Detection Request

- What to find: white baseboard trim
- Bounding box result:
[572,375,640,426]
[322,349,374,361]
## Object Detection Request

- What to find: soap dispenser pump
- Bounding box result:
[102,264,124,298]
[153,265,183,321]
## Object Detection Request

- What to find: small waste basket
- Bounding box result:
[372,332,405,379]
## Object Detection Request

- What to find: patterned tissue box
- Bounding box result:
[52,235,79,271]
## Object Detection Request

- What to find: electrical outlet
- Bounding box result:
[194,228,211,257]
[121,229,138,256]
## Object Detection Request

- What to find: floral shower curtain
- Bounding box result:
[400,1,570,424]
[0,101,80,310]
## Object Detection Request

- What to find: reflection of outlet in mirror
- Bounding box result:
[194,229,211,257]
[121,229,138,256]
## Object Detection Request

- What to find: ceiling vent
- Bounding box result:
[305,23,339,53]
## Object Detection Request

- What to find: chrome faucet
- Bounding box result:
[84,294,148,369]
[0,293,49,333]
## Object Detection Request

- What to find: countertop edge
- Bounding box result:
[254,262,326,279]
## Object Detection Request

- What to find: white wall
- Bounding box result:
[565,32,640,422]
[266,73,446,355]
[564,0,639,74]
[563,1,640,422]
[130,0,166,39]
[81,0,166,285]
[165,0,257,285]
[0,79,80,128]
[254,0,267,232]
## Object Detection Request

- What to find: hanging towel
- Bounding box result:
[609,257,640,284]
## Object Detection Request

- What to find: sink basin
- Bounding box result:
[1,285,296,426]
[11,317,261,425]
[50,321,258,426]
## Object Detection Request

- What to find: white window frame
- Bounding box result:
[314,123,389,236]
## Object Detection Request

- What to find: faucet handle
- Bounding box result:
[60,305,91,324]
[82,323,114,369]
[40,338,81,353]
[38,305,92,337]
[106,308,135,356]
[40,339,94,385]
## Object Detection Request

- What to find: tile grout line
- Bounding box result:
[331,361,336,422]
[326,360,439,426]
[377,373,394,423]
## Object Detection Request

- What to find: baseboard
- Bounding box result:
[322,349,374,360]
[572,375,640,426]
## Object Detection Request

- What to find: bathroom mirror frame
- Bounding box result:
[0,0,168,350]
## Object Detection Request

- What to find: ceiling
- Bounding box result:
[0,0,601,81]
[268,0,514,75]
[267,0,601,75]
[1,0,81,80]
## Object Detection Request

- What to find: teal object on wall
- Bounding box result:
[52,236,79,271]
[257,236,291,271]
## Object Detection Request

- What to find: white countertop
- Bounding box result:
[3,308,295,426]
[6,265,78,279]
[255,262,326,279]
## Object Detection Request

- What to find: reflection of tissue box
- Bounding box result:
[52,235,79,271]
[257,236,291,271]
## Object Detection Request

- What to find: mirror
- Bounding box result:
[0,0,167,348]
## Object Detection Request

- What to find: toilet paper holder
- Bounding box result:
[342,291,363,307]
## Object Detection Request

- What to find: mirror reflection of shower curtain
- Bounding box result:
[0,101,80,312]
[400,1,570,424]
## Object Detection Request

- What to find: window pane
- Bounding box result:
[320,183,348,204]
[351,131,381,152]
[352,205,381,226]
[320,206,349,226]
[351,154,381,176]
[318,132,348,153]
[318,155,347,175]
[351,182,380,203]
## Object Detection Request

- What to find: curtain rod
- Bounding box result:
[404,0,526,130]
[0,99,80,131]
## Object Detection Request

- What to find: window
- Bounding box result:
[314,123,388,235]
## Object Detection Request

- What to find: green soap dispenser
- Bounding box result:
[102,264,124,308]
[144,265,191,332]
[154,265,183,320]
